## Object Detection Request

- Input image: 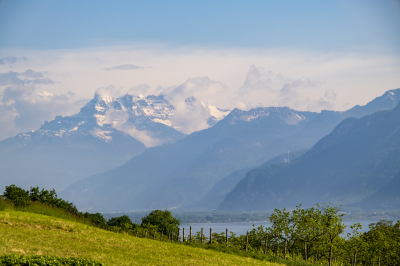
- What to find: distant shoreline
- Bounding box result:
[102,210,400,224]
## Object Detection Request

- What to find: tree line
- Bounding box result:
[219,204,399,266]
[1,185,180,237]
[2,185,399,265]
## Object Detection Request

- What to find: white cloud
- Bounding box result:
[0,70,88,140]
[0,56,27,67]
[0,44,399,140]
[104,64,144,71]
[94,85,121,102]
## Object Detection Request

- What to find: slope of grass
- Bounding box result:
[0,211,282,266]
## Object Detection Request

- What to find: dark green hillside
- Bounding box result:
[193,148,308,209]
[219,102,400,211]
[350,171,400,210]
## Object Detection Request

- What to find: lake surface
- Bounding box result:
[180,220,388,238]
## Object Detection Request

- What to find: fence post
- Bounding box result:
[210,228,212,244]
[153,231,156,240]
[201,228,203,244]
[171,230,173,242]
[190,226,192,242]
[178,228,180,243]
[246,231,248,251]
[183,228,185,242]
[226,229,228,247]
[145,230,147,239]
[264,235,268,255]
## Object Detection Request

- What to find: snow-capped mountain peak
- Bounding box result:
[21,92,231,147]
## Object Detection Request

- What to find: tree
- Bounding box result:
[141,210,180,234]
[319,204,346,266]
[343,223,364,266]
[107,215,137,230]
[3,185,30,207]
[83,212,107,227]
[294,205,324,261]
[364,220,400,266]
[268,207,299,258]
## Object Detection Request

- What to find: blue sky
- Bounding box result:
[0,0,399,140]
[1,0,399,53]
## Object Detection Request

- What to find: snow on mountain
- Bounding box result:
[69,91,231,147]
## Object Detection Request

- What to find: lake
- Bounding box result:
[180,220,388,238]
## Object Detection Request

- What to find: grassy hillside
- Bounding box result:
[0,210,282,266]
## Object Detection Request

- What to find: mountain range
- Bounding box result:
[60,89,400,212]
[0,91,227,191]
[219,99,400,211]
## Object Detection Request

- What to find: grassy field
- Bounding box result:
[0,210,283,266]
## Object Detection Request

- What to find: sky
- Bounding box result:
[0,0,400,140]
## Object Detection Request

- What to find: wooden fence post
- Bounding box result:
[246,232,249,251]
[226,229,228,247]
[178,228,180,243]
[153,231,156,240]
[201,228,203,244]
[190,226,192,242]
[264,235,268,255]
[183,228,185,242]
[145,230,147,239]
[210,228,212,244]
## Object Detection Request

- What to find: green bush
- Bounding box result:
[3,185,30,207]
[141,209,180,234]
[0,254,104,266]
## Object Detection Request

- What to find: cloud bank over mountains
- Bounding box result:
[0,69,88,140]
[0,45,399,141]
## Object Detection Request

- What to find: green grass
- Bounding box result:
[0,210,284,266]
[0,254,103,266]
[180,244,315,266]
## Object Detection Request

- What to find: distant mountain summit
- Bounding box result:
[76,93,184,147]
[62,89,400,212]
[73,92,229,147]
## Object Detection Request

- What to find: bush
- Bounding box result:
[3,185,30,207]
[83,212,107,227]
[141,209,180,234]
[107,215,137,230]
[0,254,104,266]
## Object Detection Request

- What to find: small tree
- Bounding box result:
[107,215,137,231]
[141,209,180,234]
[83,212,107,227]
[3,185,30,207]
[319,203,346,266]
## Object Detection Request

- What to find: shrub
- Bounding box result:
[0,254,104,266]
[3,185,30,207]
